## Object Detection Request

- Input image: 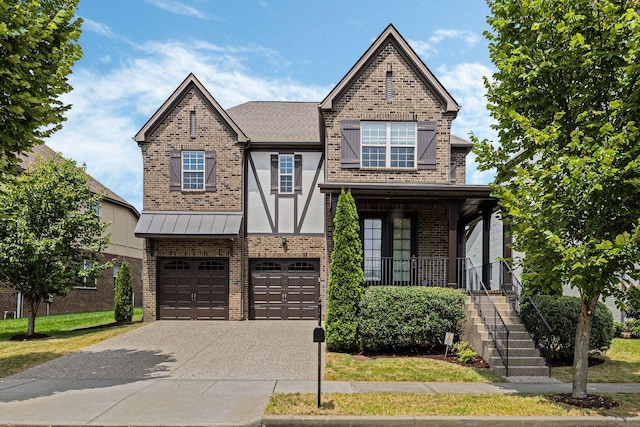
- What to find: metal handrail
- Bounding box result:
[498,260,553,376]
[464,259,510,376]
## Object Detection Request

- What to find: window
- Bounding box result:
[92,204,101,217]
[76,260,96,288]
[271,153,302,194]
[361,213,416,285]
[182,151,205,190]
[170,150,216,192]
[279,154,294,193]
[361,121,416,169]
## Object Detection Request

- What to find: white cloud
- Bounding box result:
[436,62,497,185]
[145,0,214,20]
[48,39,330,211]
[409,29,481,58]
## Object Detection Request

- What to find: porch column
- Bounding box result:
[502,221,513,291]
[447,201,462,288]
[482,207,491,289]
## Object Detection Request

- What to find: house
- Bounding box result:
[0,144,143,318]
[133,24,497,321]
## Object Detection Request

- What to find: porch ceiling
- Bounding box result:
[318,182,497,222]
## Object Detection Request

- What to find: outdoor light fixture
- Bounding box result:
[281,236,287,248]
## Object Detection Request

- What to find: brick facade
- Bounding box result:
[140,87,243,211]
[323,41,456,185]
[134,25,485,321]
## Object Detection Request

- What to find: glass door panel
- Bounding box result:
[392,218,412,283]
[363,218,382,282]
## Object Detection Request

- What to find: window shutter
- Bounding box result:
[270,154,278,193]
[169,150,181,191]
[205,151,216,191]
[450,157,457,184]
[340,120,360,169]
[294,154,302,193]
[417,121,437,169]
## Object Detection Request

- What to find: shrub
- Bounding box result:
[627,320,640,339]
[114,262,133,322]
[520,295,614,361]
[614,321,625,338]
[358,286,466,353]
[326,189,364,353]
[457,348,477,364]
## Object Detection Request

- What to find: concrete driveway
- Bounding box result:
[1,320,322,426]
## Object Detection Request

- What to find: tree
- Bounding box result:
[326,189,365,352]
[114,262,133,323]
[0,0,82,180]
[0,154,109,336]
[474,0,640,398]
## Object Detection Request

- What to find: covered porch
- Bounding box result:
[320,182,498,289]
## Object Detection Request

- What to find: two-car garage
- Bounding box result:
[156,257,319,321]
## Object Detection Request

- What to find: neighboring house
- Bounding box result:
[0,144,143,318]
[466,213,627,322]
[133,24,497,321]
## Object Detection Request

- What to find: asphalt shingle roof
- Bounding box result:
[227,101,320,144]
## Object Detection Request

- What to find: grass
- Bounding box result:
[0,308,143,378]
[325,352,504,382]
[551,338,640,383]
[266,393,640,417]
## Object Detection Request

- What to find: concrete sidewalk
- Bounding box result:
[1,377,640,426]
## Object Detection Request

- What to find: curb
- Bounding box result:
[262,415,640,426]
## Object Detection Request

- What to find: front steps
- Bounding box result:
[462,295,550,378]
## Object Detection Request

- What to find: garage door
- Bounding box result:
[250,259,319,320]
[158,258,228,320]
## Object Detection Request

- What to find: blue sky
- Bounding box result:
[47,0,497,211]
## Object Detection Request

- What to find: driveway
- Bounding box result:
[1,320,322,426]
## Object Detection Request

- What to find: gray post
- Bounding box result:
[317,299,322,408]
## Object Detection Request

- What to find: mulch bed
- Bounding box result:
[547,393,620,410]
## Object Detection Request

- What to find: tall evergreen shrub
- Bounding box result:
[326,189,364,352]
[114,262,133,322]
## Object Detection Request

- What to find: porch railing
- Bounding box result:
[363,256,447,287]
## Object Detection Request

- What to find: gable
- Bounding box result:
[134,73,248,145]
[320,24,459,113]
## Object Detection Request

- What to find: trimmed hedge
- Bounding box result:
[358,286,466,353]
[520,295,614,361]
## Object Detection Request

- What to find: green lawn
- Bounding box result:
[0,308,143,377]
[266,393,640,417]
[325,352,504,382]
[551,338,640,383]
